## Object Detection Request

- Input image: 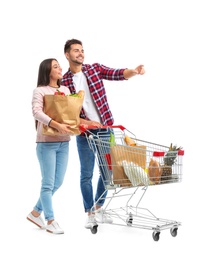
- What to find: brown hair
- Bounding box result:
[37,58,61,87]
[64,39,82,53]
[35,58,61,129]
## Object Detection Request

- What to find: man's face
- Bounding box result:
[66,44,84,65]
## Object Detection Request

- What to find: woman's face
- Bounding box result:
[50,60,62,80]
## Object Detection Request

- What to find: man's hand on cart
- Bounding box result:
[79,119,103,132]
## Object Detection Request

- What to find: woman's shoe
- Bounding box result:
[46,221,64,234]
[27,213,45,229]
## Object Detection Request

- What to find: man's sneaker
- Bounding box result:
[27,213,45,229]
[95,208,113,224]
[46,221,64,234]
[85,214,97,229]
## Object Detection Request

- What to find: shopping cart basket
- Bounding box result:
[80,125,184,241]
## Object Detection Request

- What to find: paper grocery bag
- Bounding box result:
[42,92,84,136]
[110,144,146,187]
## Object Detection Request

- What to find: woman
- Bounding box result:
[27,58,99,234]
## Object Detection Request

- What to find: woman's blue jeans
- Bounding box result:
[76,129,112,213]
[34,142,69,221]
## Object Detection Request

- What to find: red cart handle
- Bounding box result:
[79,124,126,133]
[153,150,184,157]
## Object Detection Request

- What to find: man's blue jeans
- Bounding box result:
[76,129,112,213]
[33,142,69,221]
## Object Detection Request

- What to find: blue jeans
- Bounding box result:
[34,142,69,221]
[76,129,112,213]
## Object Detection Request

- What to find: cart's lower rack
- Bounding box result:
[103,206,181,241]
[90,186,181,241]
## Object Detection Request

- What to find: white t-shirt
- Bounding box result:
[73,71,102,123]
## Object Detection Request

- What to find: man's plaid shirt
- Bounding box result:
[61,63,126,126]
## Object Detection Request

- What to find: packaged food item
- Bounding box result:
[148,158,162,184]
[124,135,136,146]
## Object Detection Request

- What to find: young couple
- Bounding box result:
[27,39,145,234]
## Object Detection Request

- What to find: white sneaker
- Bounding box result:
[46,221,64,234]
[85,214,97,229]
[95,208,113,224]
[27,213,45,229]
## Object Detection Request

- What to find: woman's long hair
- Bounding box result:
[35,58,61,129]
[37,58,61,87]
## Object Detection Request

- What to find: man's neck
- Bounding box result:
[69,64,82,74]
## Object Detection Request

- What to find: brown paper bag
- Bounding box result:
[110,144,146,187]
[42,92,84,136]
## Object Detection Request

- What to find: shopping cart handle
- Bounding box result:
[79,124,126,133]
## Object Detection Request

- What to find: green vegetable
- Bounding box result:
[109,132,116,147]
[69,93,80,98]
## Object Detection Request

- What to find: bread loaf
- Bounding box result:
[148,158,162,184]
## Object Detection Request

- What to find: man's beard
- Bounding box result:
[71,57,83,65]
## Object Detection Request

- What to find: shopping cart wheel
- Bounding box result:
[90,225,98,234]
[126,217,133,226]
[152,231,160,241]
[170,227,178,237]
[126,213,133,226]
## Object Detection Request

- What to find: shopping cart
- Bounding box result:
[80,125,184,241]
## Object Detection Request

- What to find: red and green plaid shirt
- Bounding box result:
[61,63,126,126]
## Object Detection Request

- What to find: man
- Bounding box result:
[61,39,145,229]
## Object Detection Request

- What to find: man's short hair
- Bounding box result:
[64,39,82,53]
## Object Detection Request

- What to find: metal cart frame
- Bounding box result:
[81,125,184,241]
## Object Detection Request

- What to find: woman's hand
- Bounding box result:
[57,123,73,134]
[49,120,73,134]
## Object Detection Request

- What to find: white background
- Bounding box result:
[0,0,205,259]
